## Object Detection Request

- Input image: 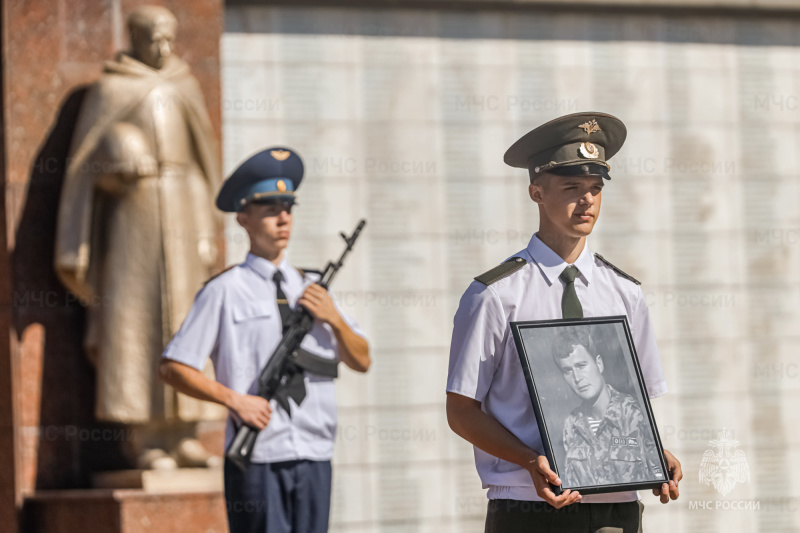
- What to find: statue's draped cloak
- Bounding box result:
[55,54,225,423]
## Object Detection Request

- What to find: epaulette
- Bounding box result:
[474,256,527,286]
[594,253,641,285]
[203,265,235,286]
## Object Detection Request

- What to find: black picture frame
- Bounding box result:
[511,316,669,496]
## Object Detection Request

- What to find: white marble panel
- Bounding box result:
[224,6,800,532]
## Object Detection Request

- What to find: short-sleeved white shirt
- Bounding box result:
[446,233,667,503]
[163,253,364,464]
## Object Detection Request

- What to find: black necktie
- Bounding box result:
[273,270,291,332]
[559,265,584,319]
[271,269,306,413]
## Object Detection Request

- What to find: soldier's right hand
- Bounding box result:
[229,393,272,430]
[527,454,582,509]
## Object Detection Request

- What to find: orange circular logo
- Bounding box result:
[277,180,286,192]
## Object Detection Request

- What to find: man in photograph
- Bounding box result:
[445,112,682,532]
[552,329,663,487]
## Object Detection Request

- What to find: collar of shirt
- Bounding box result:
[243,252,292,281]
[526,233,595,286]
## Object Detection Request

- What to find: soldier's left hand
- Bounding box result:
[653,449,682,503]
[299,284,341,326]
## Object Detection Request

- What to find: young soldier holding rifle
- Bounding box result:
[160,147,370,533]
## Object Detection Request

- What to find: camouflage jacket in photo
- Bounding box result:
[562,385,663,487]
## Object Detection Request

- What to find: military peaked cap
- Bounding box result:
[504,112,627,180]
[216,147,304,212]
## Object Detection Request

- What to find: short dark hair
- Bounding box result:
[551,327,597,364]
[529,171,551,186]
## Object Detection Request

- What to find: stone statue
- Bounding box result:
[55,5,225,469]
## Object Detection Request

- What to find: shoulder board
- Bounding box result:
[203,265,236,286]
[474,256,527,286]
[594,253,641,285]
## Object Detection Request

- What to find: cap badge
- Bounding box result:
[270,150,291,161]
[578,120,601,135]
[579,142,600,159]
[276,180,287,192]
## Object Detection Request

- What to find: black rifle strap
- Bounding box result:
[273,365,306,415]
[272,349,338,416]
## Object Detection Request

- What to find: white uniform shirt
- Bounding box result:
[163,253,364,463]
[447,233,667,503]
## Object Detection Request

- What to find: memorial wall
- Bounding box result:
[222,6,800,532]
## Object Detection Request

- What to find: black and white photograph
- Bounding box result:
[512,317,669,495]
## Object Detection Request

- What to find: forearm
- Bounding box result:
[159,359,237,409]
[330,316,370,372]
[446,392,539,469]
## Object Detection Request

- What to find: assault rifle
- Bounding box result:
[226,219,366,470]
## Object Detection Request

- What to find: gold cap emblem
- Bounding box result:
[270,149,291,161]
[276,180,287,192]
[579,142,600,159]
[578,120,601,135]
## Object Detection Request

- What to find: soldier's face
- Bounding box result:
[237,201,293,255]
[131,20,176,70]
[556,344,606,402]
[529,175,603,238]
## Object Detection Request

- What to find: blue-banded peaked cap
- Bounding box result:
[216,147,304,212]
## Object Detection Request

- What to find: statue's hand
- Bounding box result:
[96,172,134,195]
[135,154,159,178]
[115,154,157,181]
[96,154,159,194]
[112,154,158,182]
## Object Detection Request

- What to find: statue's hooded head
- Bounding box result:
[127,6,178,70]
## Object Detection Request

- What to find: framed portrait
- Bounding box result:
[511,316,669,495]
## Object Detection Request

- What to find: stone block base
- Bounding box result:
[23,489,228,533]
[92,468,223,493]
